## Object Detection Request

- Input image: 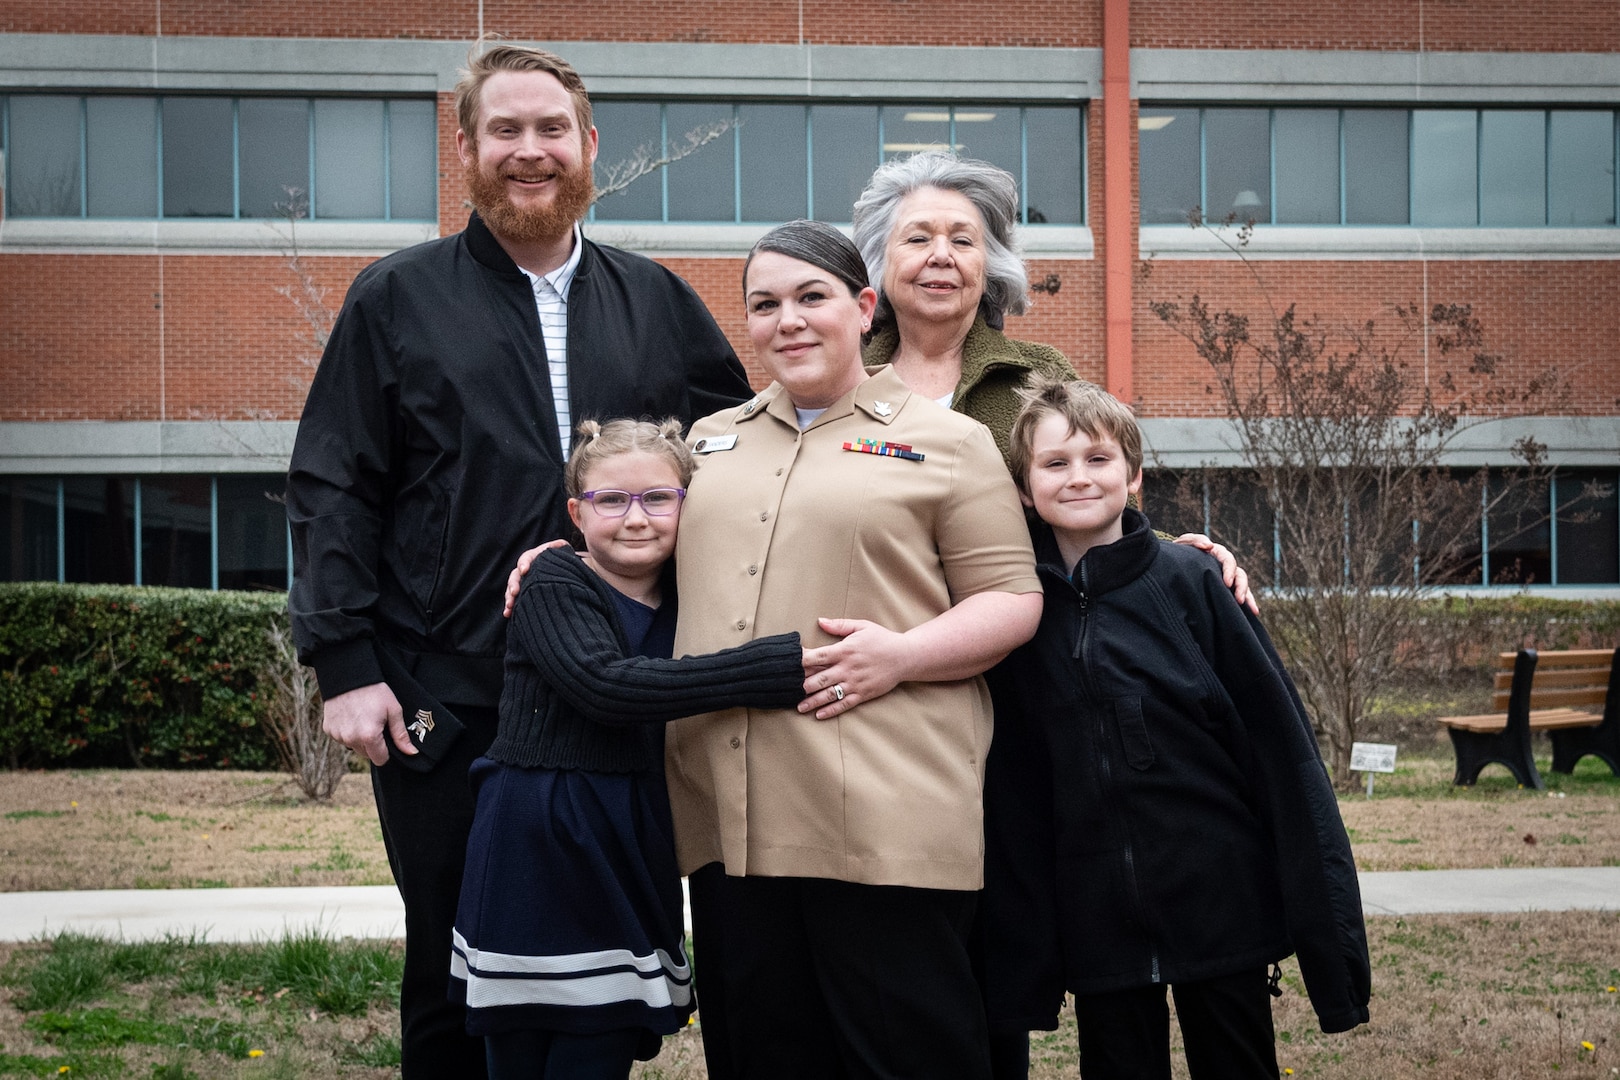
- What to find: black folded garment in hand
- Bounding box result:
[376,645,465,773]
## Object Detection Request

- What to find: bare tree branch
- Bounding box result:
[593,119,739,202]
[1146,218,1576,788]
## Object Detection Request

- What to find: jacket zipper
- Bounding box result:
[1075,557,1161,985]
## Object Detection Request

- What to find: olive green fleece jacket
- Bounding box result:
[862,316,1152,519]
[862,315,1082,466]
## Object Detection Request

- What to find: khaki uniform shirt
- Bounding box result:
[666,366,1040,891]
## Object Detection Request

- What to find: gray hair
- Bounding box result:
[851,151,1030,329]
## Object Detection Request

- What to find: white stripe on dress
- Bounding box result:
[451,928,693,1010]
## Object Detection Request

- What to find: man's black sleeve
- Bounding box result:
[286,271,397,699]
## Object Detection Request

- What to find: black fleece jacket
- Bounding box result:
[287,213,751,709]
[488,548,806,773]
[983,509,1370,1035]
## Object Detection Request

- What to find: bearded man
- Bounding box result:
[286,45,751,1079]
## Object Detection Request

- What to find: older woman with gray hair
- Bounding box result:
[852,150,1074,463]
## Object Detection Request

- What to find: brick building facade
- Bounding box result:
[2,1,1616,589]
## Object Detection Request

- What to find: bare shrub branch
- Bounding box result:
[259,619,350,800]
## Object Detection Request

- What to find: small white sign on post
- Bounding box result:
[1350,741,1398,798]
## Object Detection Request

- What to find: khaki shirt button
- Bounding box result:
[775,468,784,476]
[729,736,741,749]
[758,511,768,521]
[748,565,758,575]
[736,620,747,631]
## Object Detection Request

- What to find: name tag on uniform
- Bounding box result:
[692,434,739,454]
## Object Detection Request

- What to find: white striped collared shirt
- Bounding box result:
[517,225,586,458]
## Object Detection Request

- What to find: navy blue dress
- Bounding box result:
[451,589,692,1042]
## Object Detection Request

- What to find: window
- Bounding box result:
[1556,469,1620,584]
[0,94,436,220]
[1139,106,1619,227]
[588,101,1084,225]
[1141,467,1620,587]
[1,475,289,590]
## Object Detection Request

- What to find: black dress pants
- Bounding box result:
[371,702,498,1080]
[710,874,993,1080]
[688,862,737,1080]
[1074,967,1280,1080]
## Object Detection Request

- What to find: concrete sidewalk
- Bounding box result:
[0,868,1615,943]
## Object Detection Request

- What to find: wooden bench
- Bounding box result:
[1437,647,1619,789]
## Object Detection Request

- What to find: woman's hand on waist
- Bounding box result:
[798,591,1043,719]
[799,618,911,719]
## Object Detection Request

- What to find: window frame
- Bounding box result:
[1137,104,1620,229]
[585,98,1087,226]
[0,92,438,223]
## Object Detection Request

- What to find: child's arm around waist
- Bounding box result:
[510,553,804,727]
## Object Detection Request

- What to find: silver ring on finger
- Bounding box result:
[832,683,845,702]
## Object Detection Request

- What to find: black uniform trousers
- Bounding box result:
[1074,967,1280,1080]
[370,702,498,1080]
[706,873,993,1080]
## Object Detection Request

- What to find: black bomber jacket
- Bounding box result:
[287,213,751,708]
[982,509,1371,1035]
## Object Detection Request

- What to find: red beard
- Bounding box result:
[466,151,595,244]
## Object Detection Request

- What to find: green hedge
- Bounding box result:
[0,583,290,769]
[1,583,1615,770]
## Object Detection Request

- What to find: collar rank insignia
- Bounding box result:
[408,710,435,742]
[873,401,893,417]
[842,437,925,462]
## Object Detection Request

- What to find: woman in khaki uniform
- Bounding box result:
[664,220,1043,1079]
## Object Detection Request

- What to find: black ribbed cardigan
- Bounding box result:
[486,547,805,773]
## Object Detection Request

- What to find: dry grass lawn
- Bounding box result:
[0,770,389,892]
[3,752,1617,890]
[1,750,1617,1077]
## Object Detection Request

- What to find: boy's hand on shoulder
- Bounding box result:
[1173,533,1257,614]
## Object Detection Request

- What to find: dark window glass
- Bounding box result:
[162,97,234,217]
[1412,110,1477,225]
[591,101,663,220]
[141,476,211,588]
[1487,469,1551,585]
[955,107,1022,210]
[1343,109,1408,224]
[1430,468,1486,585]
[1480,110,1545,226]
[1548,111,1616,226]
[882,104,951,161]
[739,103,808,222]
[239,98,310,219]
[62,476,135,584]
[1274,109,1339,224]
[8,95,82,216]
[1556,468,1618,584]
[1138,107,1199,224]
[314,99,385,219]
[1137,469,1206,538]
[810,104,879,222]
[87,97,157,218]
[1024,107,1083,224]
[0,478,59,582]
[388,99,438,220]
[1205,108,1270,223]
[218,475,289,591]
[1207,470,1277,587]
[666,102,735,222]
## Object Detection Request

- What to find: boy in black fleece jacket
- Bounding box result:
[982,375,1370,1079]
